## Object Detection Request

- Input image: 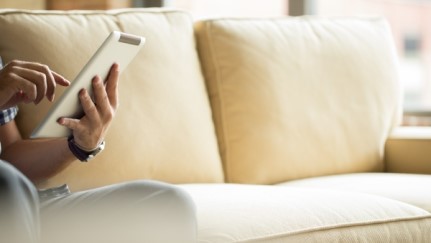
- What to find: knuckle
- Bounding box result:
[91,105,98,113]
[85,103,97,113]
[9,60,20,66]
[26,86,37,100]
[40,64,54,80]
[36,72,47,81]
[104,109,114,121]
[8,64,21,74]
[5,71,16,80]
[103,94,110,103]
[29,83,37,91]
[40,64,49,71]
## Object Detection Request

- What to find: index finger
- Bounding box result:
[51,70,70,87]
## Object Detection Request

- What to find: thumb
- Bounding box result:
[57,117,79,130]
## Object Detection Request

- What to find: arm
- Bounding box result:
[384,126,431,174]
[0,60,119,183]
[0,121,75,182]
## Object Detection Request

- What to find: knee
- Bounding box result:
[161,184,196,215]
[129,181,194,207]
[81,181,197,242]
[116,180,196,217]
[155,185,197,242]
[135,182,197,240]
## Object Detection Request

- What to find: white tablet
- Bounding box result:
[31,31,145,138]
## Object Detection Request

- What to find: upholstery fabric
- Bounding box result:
[195,17,402,184]
[1,9,431,243]
[279,173,431,212]
[182,184,431,243]
[0,9,224,191]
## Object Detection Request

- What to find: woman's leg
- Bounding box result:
[0,160,40,243]
[41,180,197,243]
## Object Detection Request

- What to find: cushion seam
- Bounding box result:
[0,9,187,16]
[236,214,431,242]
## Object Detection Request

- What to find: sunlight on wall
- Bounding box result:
[316,0,431,112]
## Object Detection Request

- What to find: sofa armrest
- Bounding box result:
[385,126,431,174]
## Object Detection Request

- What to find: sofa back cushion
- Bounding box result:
[0,9,224,191]
[196,17,402,184]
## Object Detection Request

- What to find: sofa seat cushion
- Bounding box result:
[279,173,431,212]
[0,9,224,191]
[181,184,431,243]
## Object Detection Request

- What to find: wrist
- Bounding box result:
[72,138,102,152]
[67,135,105,162]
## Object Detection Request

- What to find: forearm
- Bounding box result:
[0,138,76,182]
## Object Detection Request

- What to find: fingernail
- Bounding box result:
[57,118,64,125]
[93,76,100,83]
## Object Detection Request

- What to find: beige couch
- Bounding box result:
[1,8,431,242]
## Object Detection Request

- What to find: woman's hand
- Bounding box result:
[0,60,70,110]
[57,63,119,150]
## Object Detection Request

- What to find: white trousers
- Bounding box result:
[0,160,197,243]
